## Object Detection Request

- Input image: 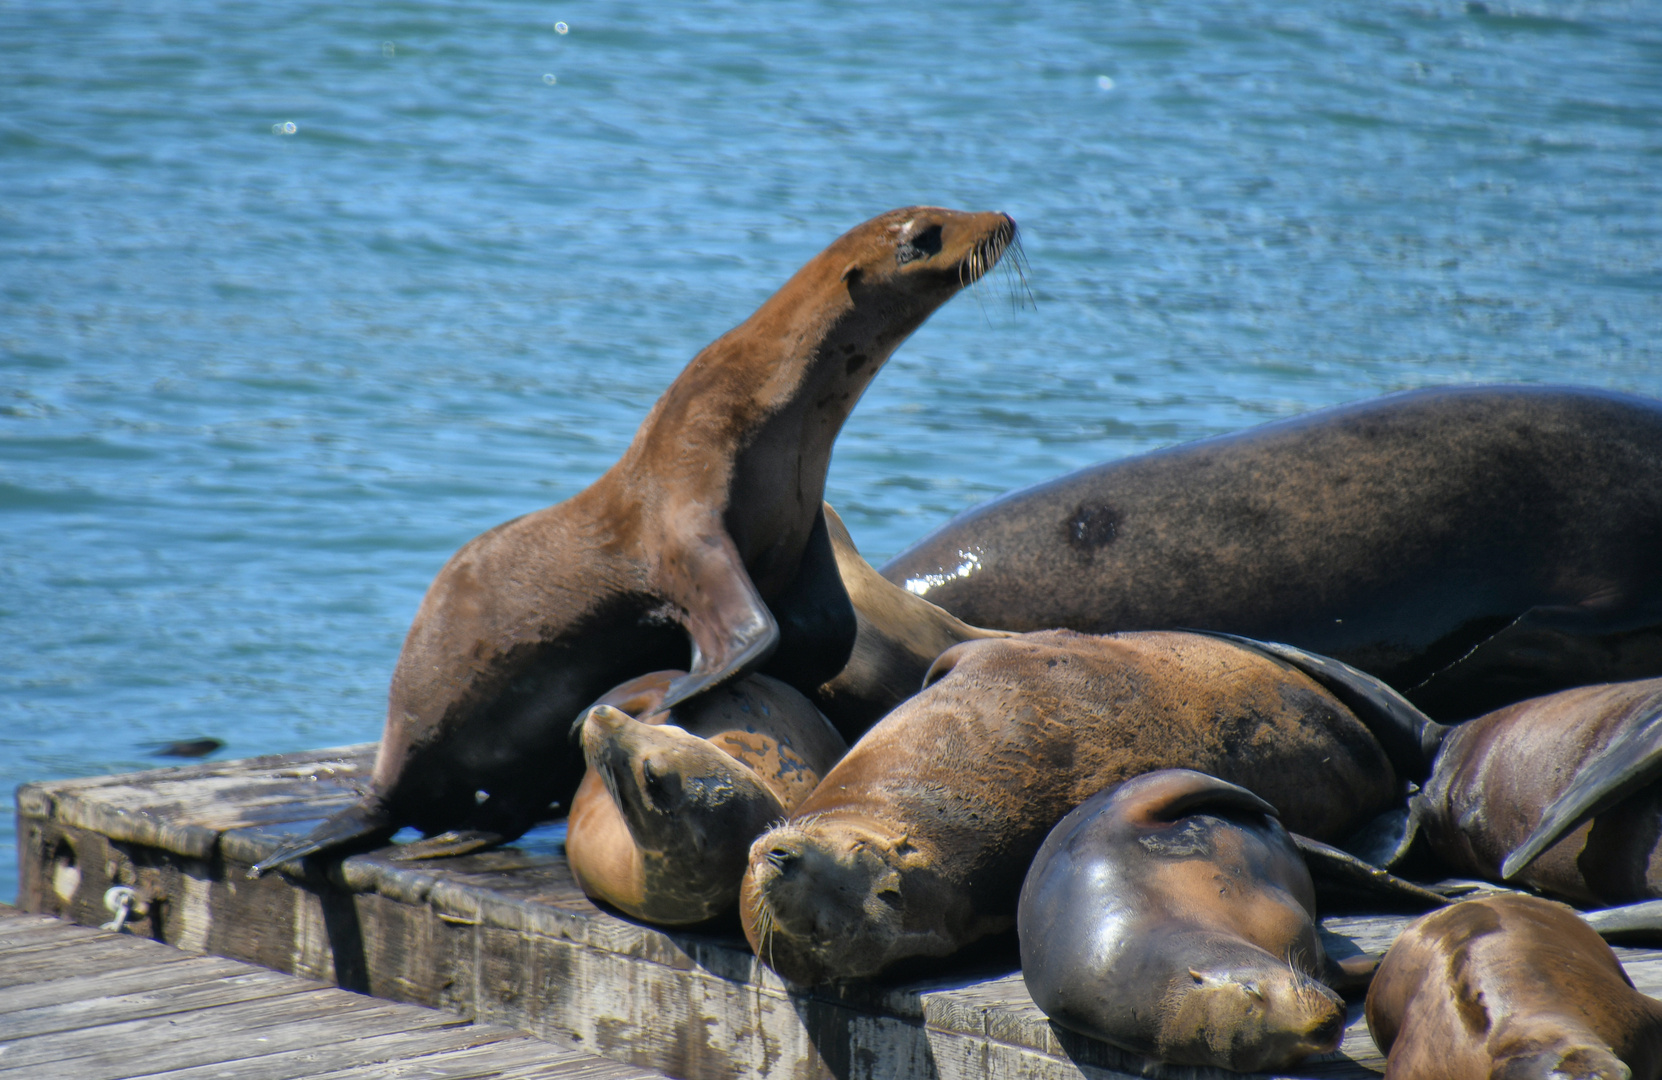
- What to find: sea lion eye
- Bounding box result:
[895,224,943,265]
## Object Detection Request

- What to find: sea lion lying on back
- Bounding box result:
[1366,894,1662,1080]
[1019,770,1376,1074]
[740,630,1407,985]
[883,386,1662,721]
[250,207,1017,876]
[566,671,846,925]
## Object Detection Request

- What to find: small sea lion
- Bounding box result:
[811,504,1009,740]
[739,630,1402,985]
[1019,770,1375,1074]
[1413,677,1662,906]
[1365,894,1662,1080]
[882,386,1662,722]
[250,207,1016,876]
[565,670,846,924]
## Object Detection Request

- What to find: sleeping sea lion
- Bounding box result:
[1365,894,1662,1080]
[739,630,1404,985]
[565,670,846,924]
[882,386,1662,721]
[249,207,1016,876]
[1413,677,1662,906]
[811,504,1009,740]
[1019,770,1375,1074]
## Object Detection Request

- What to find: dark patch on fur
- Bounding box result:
[1066,503,1121,554]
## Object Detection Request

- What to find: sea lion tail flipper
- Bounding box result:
[658,532,779,712]
[247,799,394,878]
[1185,631,1449,782]
[1292,832,1447,912]
[1502,696,1662,881]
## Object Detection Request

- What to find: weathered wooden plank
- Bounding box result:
[28,750,1662,1080]
[121,1025,551,1080]
[0,935,196,989]
[0,992,468,1077]
[0,967,321,1040]
[0,955,257,1015]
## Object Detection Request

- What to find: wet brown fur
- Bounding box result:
[740,630,1400,984]
[1018,770,1353,1073]
[882,386,1662,722]
[1366,894,1662,1080]
[812,504,1009,739]
[1417,679,1662,905]
[567,671,846,924]
[252,208,1015,873]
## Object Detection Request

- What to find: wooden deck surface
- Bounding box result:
[15,746,1662,1080]
[0,905,664,1080]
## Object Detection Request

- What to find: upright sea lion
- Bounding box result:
[739,630,1401,985]
[811,504,1009,740]
[1413,677,1662,906]
[565,670,846,925]
[1019,770,1372,1074]
[250,207,1017,876]
[1365,894,1662,1080]
[882,386,1662,721]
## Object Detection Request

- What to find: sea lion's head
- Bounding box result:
[1155,940,1346,1073]
[725,208,1019,410]
[739,812,985,985]
[578,703,786,922]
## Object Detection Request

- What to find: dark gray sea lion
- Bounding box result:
[1019,770,1374,1073]
[1413,677,1662,906]
[249,207,1017,876]
[739,629,1402,985]
[1366,894,1662,1080]
[882,386,1662,721]
[566,670,846,925]
[811,504,1009,739]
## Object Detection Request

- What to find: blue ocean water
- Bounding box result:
[3,0,1660,901]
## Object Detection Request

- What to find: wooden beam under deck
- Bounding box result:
[15,747,1662,1080]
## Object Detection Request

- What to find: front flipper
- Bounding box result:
[1188,631,1449,782]
[1501,691,1662,881]
[659,530,779,712]
[392,829,504,861]
[1292,833,1447,912]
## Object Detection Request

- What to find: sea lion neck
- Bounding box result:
[603,206,1015,588]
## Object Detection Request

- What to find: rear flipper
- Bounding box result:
[1502,694,1662,881]
[1580,899,1662,944]
[1293,832,1448,912]
[1187,631,1449,783]
[247,799,394,878]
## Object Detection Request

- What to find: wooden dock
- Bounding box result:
[16,746,1662,1080]
[0,905,664,1079]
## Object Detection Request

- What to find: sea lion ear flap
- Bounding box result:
[923,640,981,688]
[1502,694,1662,881]
[1127,768,1280,825]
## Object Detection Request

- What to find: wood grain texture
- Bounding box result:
[18,749,1662,1080]
[0,908,660,1080]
